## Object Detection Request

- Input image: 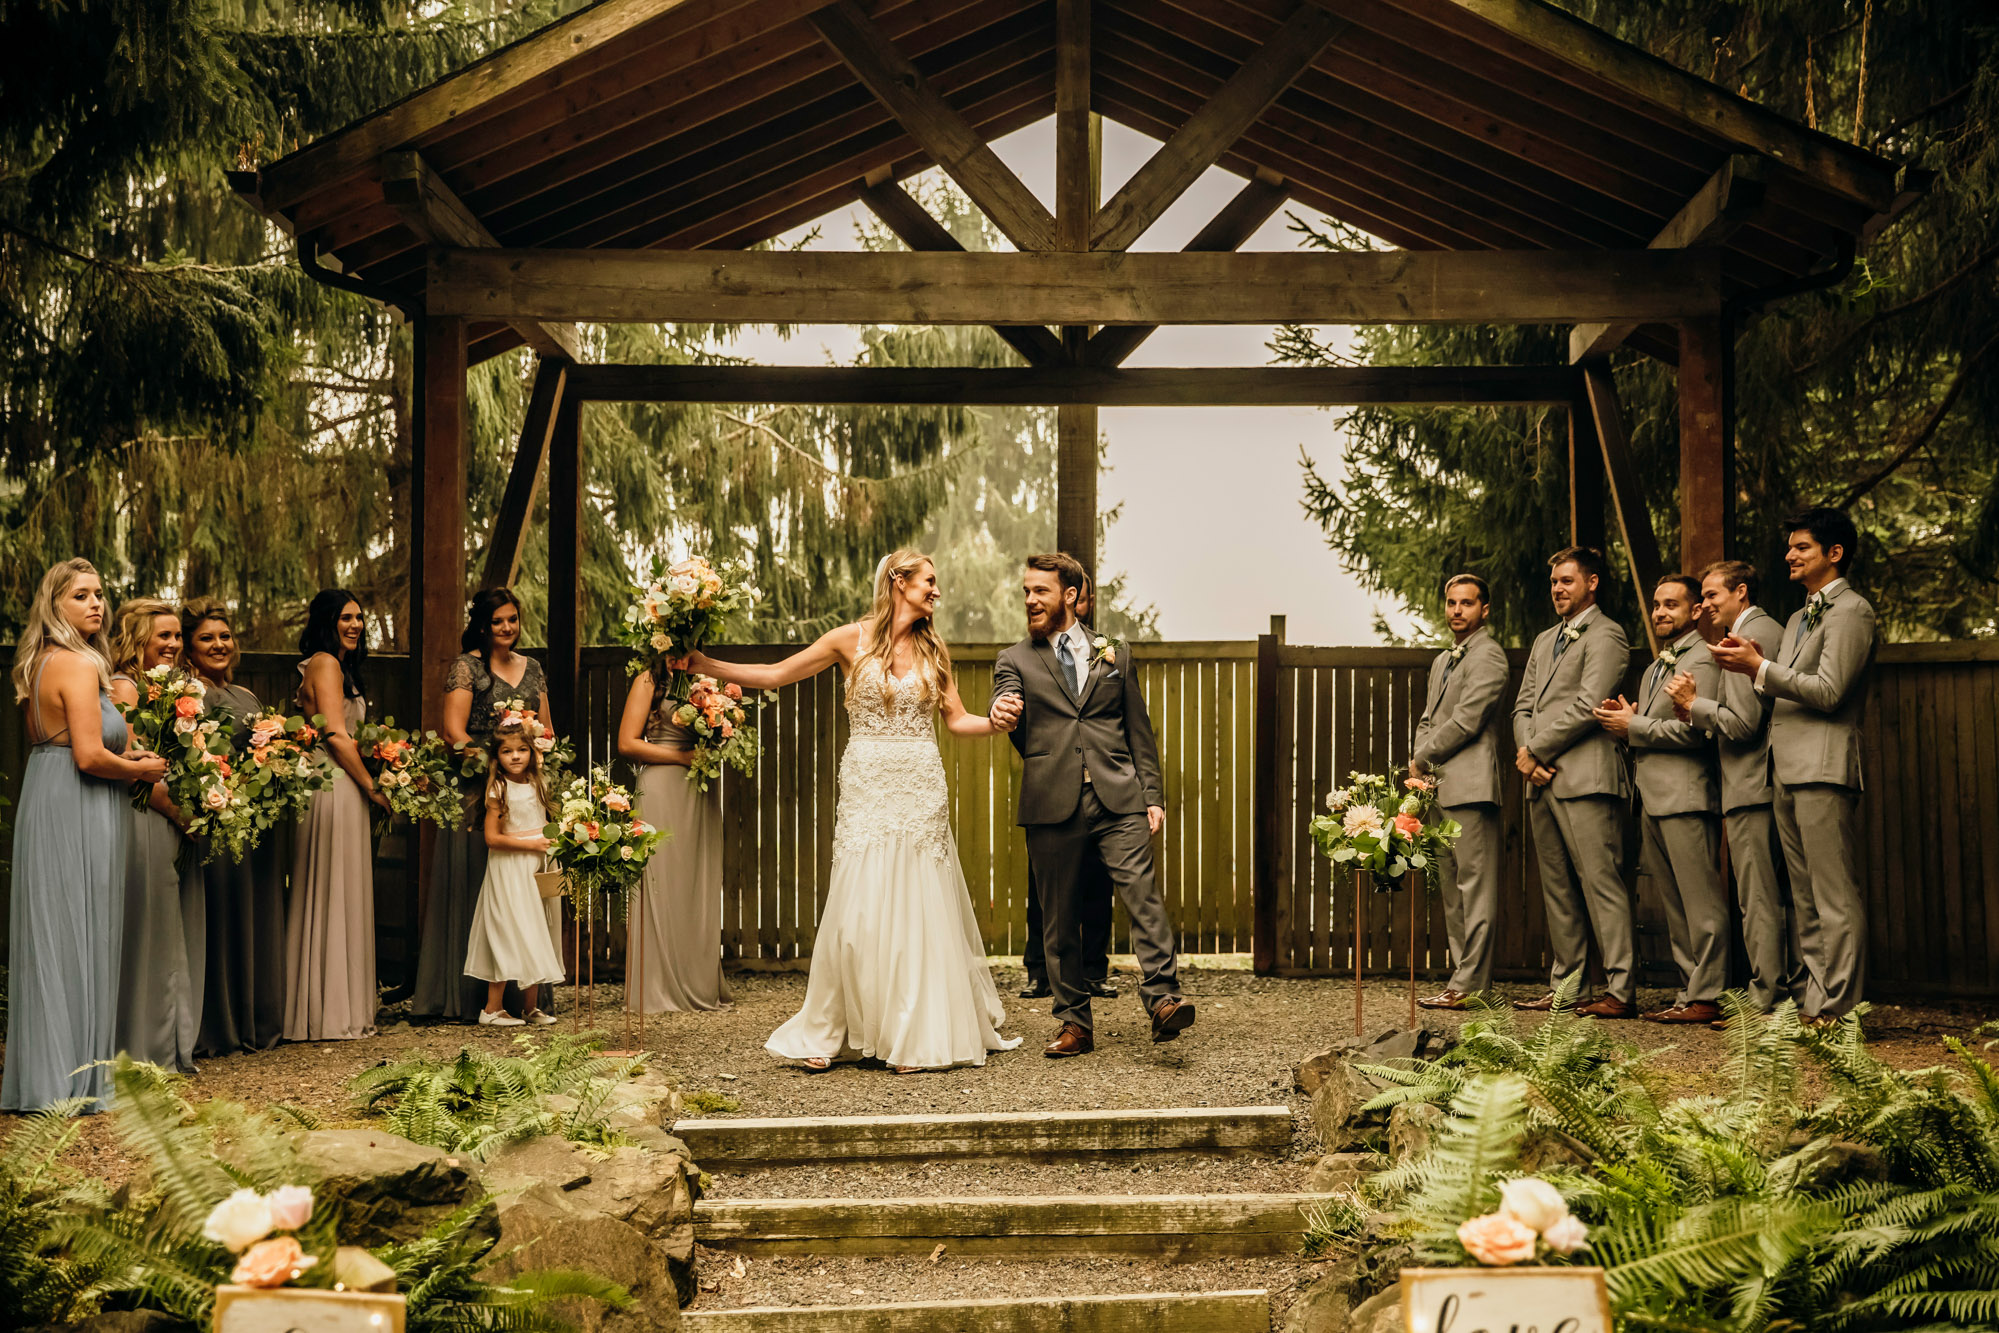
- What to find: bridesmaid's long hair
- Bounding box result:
[108,599,179,681]
[179,598,240,683]
[299,588,368,699]
[461,587,525,655]
[856,548,950,704]
[13,558,114,702]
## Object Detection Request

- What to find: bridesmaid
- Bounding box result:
[283,589,389,1041]
[412,588,553,1021]
[3,560,167,1112]
[617,666,731,1012]
[184,599,286,1054]
[108,599,204,1073]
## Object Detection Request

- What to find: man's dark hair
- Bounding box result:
[1783,506,1860,574]
[1024,553,1087,597]
[1442,573,1490,604]
[1656,573,1702,604]
[1548,545,1607,583]
[1698,559,1758,603]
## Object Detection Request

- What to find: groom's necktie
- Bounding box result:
[1055,634,1080,700]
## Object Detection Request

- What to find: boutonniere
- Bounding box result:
[1656,643,1688,672]
[1803,590,1831,633]
[1446,641,1469,667]
[1090,634,1123,669]
[1558,623,1586,647]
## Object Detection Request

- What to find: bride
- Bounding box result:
[683,549,1024,1073]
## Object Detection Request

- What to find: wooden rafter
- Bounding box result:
[380,151,581,361]
[481,358,569,590]
[1570,154,1768,364]
[809,0,1056,251]
[1084,168,1289,367]
[561,363,1582,405]
[1054,0,1098,576]
[1092,3,1345,251]
[859,177,1066,366]
[1581,362,1664,653]
[426,246,1726,326]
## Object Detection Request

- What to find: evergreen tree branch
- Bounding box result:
[1835,329,1999,508]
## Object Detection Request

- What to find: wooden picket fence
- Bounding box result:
[3,635,1998,999]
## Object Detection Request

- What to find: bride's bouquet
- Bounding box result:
[543,766,668,909]
[666,673,765,793]
[1311,770,1462,892]
[614,555,758,682]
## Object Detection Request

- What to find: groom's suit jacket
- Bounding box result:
[993,634,1164,826]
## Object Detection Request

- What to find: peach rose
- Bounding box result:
[604,792,630,812]
[252,747,272,764]
[1457,1213,1538,1266]
[203,786,229,811]
[173,695,201,718]
[231,1235,317,1288]
[1394,812,1423,839]
[724,682,742,700]
[719,720,734,738]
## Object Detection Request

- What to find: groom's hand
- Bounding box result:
[1147,805,1165,836]
[989,694,1022,731]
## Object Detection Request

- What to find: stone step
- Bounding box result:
[694,1192,1329,1259]
[680,1289,1271,1332]
[672,1105,1293,1168]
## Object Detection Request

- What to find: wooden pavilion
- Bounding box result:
[230,0,1921,730]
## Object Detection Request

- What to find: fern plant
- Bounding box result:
[0,1097,121,1325]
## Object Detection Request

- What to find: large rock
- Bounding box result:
[292,1129,491,1249]
[1300,1028,1454,1152]
[1305,1151,1381,1195]
[1518,1124,1593,1175]
[1348,1280,1403,1333]
[1387,1102,1446,1163]
[485,1184,682,1333]
[1282,1261,1358,1333]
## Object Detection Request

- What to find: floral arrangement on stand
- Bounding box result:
[669,674,765,793]
[204,1185,332,1289]
[1311,769,1462,892]
[543,766,668,913]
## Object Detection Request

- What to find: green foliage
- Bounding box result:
[377,1199,631,1333]
[0,1098,120,1324]
[349,1032,658,1160]
[1299,1189,1370,1261]
[680,1090,741,1116]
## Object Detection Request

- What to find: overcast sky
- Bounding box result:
[733,118,1396,645]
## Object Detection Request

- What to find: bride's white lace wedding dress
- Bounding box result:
[764,655,1022,1069]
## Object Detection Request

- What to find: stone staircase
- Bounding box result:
[673,1104,1323,1331]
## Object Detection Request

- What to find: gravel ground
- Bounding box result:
[706,1153,1312,1200]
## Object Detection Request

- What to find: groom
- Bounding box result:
[991,553,1194,1057]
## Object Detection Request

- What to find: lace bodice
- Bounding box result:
[445,653,546,739]
[833,658,952,863]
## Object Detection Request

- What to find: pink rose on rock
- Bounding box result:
[231,1236,318,1288]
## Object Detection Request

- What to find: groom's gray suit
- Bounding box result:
[993,628,1182,1031]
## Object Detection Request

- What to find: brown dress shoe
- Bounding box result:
[1576,996,1636,1020]
[1150,996,1196,1043]
[1418,989,1470,1011]
[1044,1022,1094,1058]
[1651,1001,1722,1025]
[1512,992,1559,1012]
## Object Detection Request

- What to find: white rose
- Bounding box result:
[1093,636,1108,651]
[203,1188,275,1252]
[650,632,670,651]
[1542,1214,1590,1255]
[175,717,197,734]
[533,736,554,752]
[1497,1177,1569,1235]
[620,845,634,860]
[670,573,698,597]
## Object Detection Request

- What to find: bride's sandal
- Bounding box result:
[801,1056,832,1071]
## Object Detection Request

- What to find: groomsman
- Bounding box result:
[1513,547,1636,1018]
[1593,575,1724,1024]
[1667,561,1802,1020]
[1410,574,1509,1009]
[1712,508,1877,1021]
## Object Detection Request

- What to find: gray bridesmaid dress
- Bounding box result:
[196,682,287,1055]
[2,654,132,1112]
[626,718,732,1012]
[283,669,377,1041]
[413,652,548,1020]
[111,675,204,1073]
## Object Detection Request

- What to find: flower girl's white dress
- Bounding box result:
[765,656,1021,1069]
[463,781,565,989]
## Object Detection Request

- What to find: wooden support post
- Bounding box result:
[1581,363,1665,653]
[1678,313,1734,573]
[1055,0,1098,578]
[1252,615,1285,976]
[414,317,468,734]
[547,392,583,735]
[1057,406,1098,580]
[482,358,568,591]
[1568,400,1607,553]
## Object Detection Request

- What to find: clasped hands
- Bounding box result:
[1708,634,1766,677]
[988,692,1024,732]
[1514,746,1557,788]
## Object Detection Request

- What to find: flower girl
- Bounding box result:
[463,715,565,1027]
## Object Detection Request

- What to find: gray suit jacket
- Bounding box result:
[1762,582,1877,790]
[1513,608,1631,801]
[993,634,1165,826]
[1411,627,1508,808]
[1689,605,1782,812]
[1626,629,1719,816]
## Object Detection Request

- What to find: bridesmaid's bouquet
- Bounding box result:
[188,708,335,863]
[117,665,210,811]
[355,719,464,831]
[543,766,668,909]
[614,554,758,682]
[667,673,765,793]
[1311,769,1462,892]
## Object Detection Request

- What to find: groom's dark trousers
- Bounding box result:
[1022,862,1112,989]
[994,634,1181,1032]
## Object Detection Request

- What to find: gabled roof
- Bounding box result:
[238,0,1914,363]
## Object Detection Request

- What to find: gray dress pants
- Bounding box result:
[1438,802,1501,997]
[1528,792,1635,1004]
[1640,810,1723,1006]
[1725,804,1805,1012]
[1774,780,1865,1016]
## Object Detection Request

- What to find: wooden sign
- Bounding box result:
[1401,1267,1612,1333]
[213,1285,406,1333]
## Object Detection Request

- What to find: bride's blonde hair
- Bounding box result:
[13,558,115,702]
[856,548,951,703]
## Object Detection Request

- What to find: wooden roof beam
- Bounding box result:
[1581,361,1664,654]
[809,0,1056,251]
[426,246,1726,325]
[1570,154,1767,363]
[1092,3,1346,252]
[1085,167,1290,367]
[859,175,1068,367]
[380,151,580,362]
[482,357,568,590]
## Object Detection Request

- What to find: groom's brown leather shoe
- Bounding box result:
[1150,996,1196,1043]
[1044,1022,1093,1058]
